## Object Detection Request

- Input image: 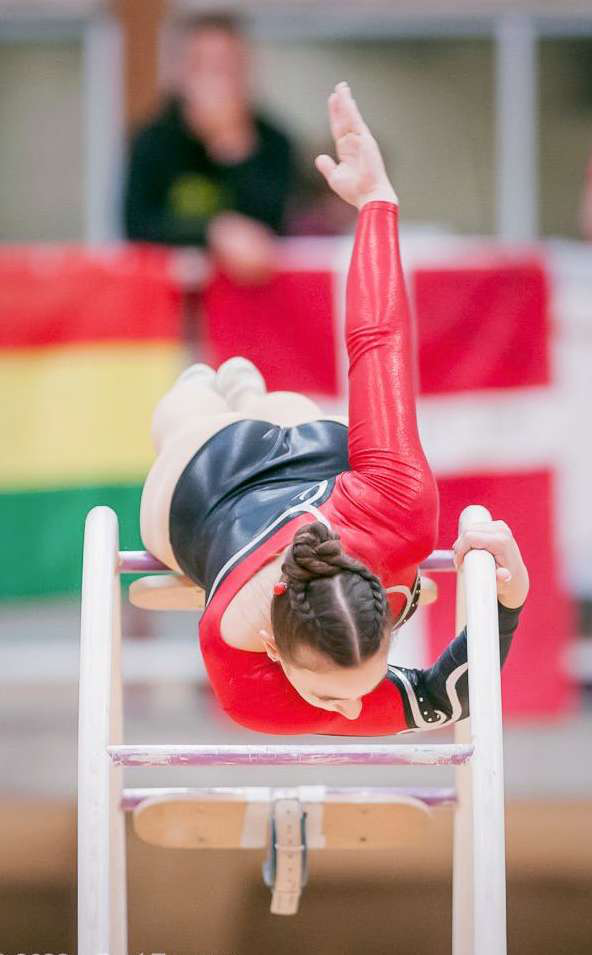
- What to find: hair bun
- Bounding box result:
[283,521,343,583]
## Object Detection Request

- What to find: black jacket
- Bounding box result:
[124,99,295,246]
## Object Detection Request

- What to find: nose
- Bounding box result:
[334,699,362,720]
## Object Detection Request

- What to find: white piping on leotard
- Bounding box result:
[205,480,331,606]
[389,666,446,730]
[385,584,412,620]
[445,661,469,724]
[390,659,469,731]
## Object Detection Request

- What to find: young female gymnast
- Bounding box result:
[140,82,530,735]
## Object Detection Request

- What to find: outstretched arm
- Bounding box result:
[316,83,438,569]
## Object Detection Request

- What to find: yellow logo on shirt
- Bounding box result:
[169,175,227,218]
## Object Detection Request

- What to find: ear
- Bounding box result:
[259,628,280,662]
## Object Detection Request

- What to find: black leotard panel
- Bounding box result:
[169,418,348,599]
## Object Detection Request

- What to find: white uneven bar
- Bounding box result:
[452,519,474,955]
[77,507,127,955]
[461,504,507,954]
[108,742,473,767]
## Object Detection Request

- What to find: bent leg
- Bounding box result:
[216,355,347,427]
[151,363,230,454]
[141,411,244,570]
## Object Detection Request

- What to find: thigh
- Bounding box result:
[151,377,230,453]
[141,412,243,571]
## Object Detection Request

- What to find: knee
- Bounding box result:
[151,382,229,452]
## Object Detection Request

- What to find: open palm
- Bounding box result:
[315,82,397,209]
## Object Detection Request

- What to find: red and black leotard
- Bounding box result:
[168,201,523,735]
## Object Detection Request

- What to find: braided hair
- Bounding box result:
[270,521,391,668]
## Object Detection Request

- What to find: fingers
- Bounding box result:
[453,543,512,582]
[337,81,366,134]
[452,547,511,577]
[328,81,366,142]
[314,153,337,182]
[452,521,511,553]
[496,566,513,583]
[451,519,517,576]
[453,530,506,565]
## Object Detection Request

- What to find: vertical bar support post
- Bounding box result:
[78,506,127,955]
[459,504,507,954]
[452,549,473,954]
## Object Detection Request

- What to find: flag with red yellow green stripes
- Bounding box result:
[0,245,183,599]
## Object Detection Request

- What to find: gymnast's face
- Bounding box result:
[260,630,391,720]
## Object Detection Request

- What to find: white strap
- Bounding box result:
[270,798,305,916]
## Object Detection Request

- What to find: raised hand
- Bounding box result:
[315,81,398,210]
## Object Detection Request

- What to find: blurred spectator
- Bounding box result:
[124,11,296,283]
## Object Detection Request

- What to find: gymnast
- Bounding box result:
[140,81,530,735]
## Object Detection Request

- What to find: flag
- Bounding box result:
[0,245,183,598]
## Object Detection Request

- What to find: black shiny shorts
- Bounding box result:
[169,418,349,601]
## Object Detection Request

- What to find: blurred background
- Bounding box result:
[1,1,591,953]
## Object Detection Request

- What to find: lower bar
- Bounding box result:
[121,785,457,810]
[108,743,473,767]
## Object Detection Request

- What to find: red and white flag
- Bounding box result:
[202,237,575,719]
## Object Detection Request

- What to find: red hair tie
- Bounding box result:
[273,580,288,596]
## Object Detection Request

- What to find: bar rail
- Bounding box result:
[118,549,456,574]
[121,785,457,811]
[108,742,473,767]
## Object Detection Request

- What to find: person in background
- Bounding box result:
[124,11,296,284]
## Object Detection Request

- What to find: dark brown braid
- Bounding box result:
[270,521,392,668]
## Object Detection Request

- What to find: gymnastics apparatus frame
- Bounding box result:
[78,503,506,954]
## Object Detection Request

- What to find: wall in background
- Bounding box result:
[0,42,84,241]
[540,39,592,237]
[255,38,496,234]
[0,27,590,241]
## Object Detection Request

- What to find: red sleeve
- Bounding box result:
[329,200,439,575]
[199,611,408,736]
